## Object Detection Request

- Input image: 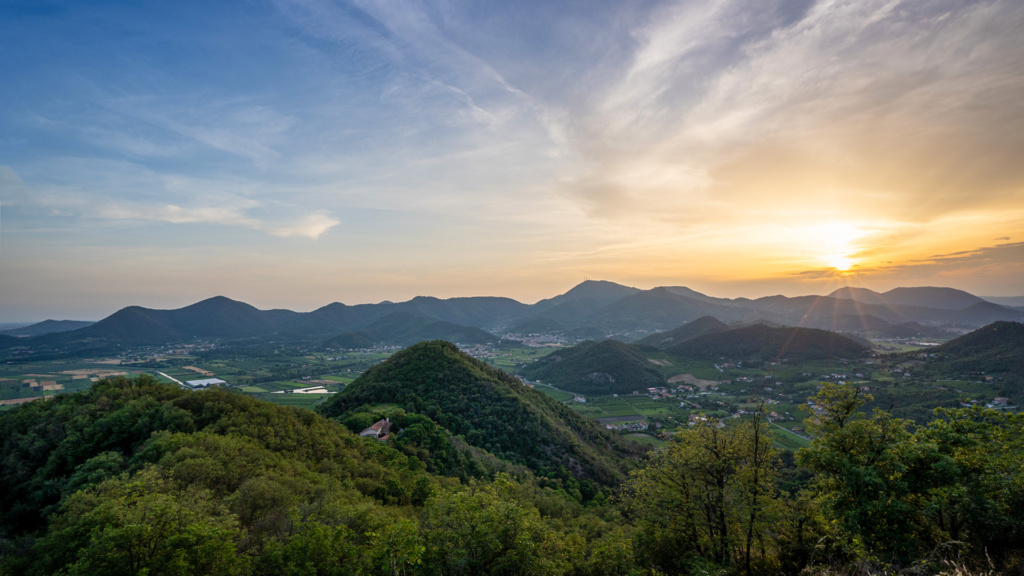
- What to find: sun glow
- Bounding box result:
[824,254,854,271]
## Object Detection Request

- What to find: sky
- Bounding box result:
[1,0,1023,322]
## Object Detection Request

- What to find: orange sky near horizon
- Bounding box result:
[1,0,1023,321]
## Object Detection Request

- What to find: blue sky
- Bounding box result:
[2,0,1023,321]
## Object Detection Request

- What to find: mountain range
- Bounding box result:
[4,281,1023,352]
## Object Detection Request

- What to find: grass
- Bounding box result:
[532,384,574,402]
[625,433,668,448]
[771,423,811,450]
[258,394,327,409]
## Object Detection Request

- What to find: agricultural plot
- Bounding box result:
[256,394,326,409]
[625,433,667,448]
[769,424,811,450]
[485,346,558,373]
[532,384,573,402]
[0,359,149,409]
[660,358,720,381]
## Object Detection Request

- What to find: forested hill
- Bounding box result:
[667,323,870,363]
[519,339,666,395]
[318,340,645,487]
[0,375,447,574]
[926,321,1024,390]
[0,374,653,575]
[636,316,729,349]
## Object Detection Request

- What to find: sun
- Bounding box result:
[824,253,854,271]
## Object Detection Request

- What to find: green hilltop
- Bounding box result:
[924,321,1024,393]
[636,315,729,349]
[318,340,646,488]
[520,339,666,395]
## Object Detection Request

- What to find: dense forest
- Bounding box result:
[520,339,667,395]
[0,345,1022,575]
[319,341,647,491]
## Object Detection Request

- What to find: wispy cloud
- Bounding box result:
[561,0,1024,225]
[3,0,1023,316]
[97,201,339,239]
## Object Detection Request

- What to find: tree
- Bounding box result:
[37,467,243,576]
[627,411,782,575]
[421,475,565,576]
[798,387,1024,568]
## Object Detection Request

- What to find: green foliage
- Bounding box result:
[520,339,666,395]
[319,341,646,489]
[799,398,1024,567]
[924,321,1024,392]
[421,476,565,575]
[2,358,1022,575]
[0,373,644,576]
[343,412,379,434]
[627,413,785,575]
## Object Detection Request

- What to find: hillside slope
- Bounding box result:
[319,340,644,486]
[636,316,729,348]
[0,320,94,337]
[520,339,666,395]
[927,321,1024,392]
[668,324,870,363]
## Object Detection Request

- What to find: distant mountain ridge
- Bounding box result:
[667,324,870,362]
[636,316,729,348]
[828,286,987,310]
[0,320,94,337]
[9,280,1024,351]
[322,311,499,348]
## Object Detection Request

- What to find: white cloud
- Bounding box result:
[264,210,340,239]
[562,0,1024,223]
[96,200,339,239]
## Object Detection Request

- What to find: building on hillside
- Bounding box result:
[360,418,391,441]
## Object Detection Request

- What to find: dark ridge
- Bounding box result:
[636,316,729,348]
[668,324,869,362]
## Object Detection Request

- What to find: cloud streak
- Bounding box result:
[2,0,1023,318]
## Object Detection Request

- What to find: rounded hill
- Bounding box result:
[520,339,666,395]
[318,340,644,486]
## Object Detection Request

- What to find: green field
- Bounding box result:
[770,423,811,450]
[533,384,574,402]
[257,394,328,409]
[625,433,668,448]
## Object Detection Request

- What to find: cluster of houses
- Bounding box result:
[958,397,1012,409]
[645,387,673,399]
